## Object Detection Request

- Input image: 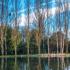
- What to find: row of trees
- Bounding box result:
[0,25,22,55]
[0,24,70,55]
[0,0,70,55]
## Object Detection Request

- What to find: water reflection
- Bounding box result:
[0,57,70,70]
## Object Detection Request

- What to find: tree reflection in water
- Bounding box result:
[0,57,70,70]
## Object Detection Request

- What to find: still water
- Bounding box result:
[0,57,70,70]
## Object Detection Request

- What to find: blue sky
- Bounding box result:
[2,0,70,38]
[0,0,70,38]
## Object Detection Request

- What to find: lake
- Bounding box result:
[0,57,70,70]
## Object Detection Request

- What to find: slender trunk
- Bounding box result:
[15,0,17,56]
[27,30,30,70]
[47,2,50,70]
[62,36,64,54]
[61,35,63,53]
[58,1,63,53]
[1,0,4,55]
[27,0,30,70]
[48,37,50,55]
[48,37,50,70]
[1,29,4,55]
[64,3,68,53]
[47,1,50,55]
[4,0,8,55]
[56,32,59,54]
[4,26,7,55]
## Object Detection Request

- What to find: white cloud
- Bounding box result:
[19,14,27,26]
[19,12,37,26]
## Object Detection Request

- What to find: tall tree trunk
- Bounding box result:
[64,2,68,53]
[1,0,4,55]
[58,1,63,53]
[27,0,30,70]
[15,0,18,56]
[47,3,50,70]
[56,32,59,54]
[4,0,8,55]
